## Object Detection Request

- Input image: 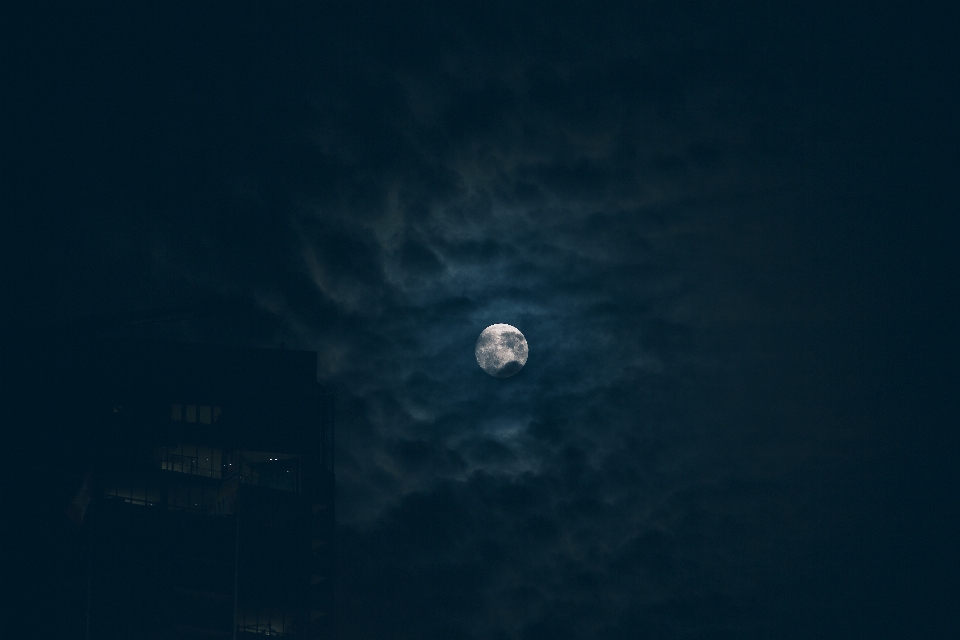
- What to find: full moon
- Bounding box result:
[475,324,528,378]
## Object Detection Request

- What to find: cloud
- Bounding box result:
[9,2,930,638]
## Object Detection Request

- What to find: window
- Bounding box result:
[224,451,300,492]
[159,445,223,479]
[171,403,221,423]
[238,610,296,638]
[158,445,225,513]
[103,480,161,507]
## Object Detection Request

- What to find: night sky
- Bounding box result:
[4,2,958,638]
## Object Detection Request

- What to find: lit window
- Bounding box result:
[171,404,182,421]
[186,404,196,422]
[200,405,211,424]
[158,445,223,480]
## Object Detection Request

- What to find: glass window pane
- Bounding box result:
[199,405,211,424]
[186,404,196,422]
[171,404,182,421]
[200,446,211,476]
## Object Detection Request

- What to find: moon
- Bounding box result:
[475,324,528,378]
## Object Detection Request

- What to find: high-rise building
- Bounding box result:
[44,339,335,640]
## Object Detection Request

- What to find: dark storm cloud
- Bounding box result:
[6,1,956,638]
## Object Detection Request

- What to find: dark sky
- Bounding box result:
[4,2,958,638]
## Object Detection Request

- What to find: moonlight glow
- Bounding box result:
[475,324,528,378]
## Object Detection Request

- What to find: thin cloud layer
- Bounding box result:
[6,2,954,639]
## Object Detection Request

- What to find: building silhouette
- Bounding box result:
[26,339,335,640]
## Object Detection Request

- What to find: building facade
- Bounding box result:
[73,340,335,640]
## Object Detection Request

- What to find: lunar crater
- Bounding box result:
[475,324,528,378]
